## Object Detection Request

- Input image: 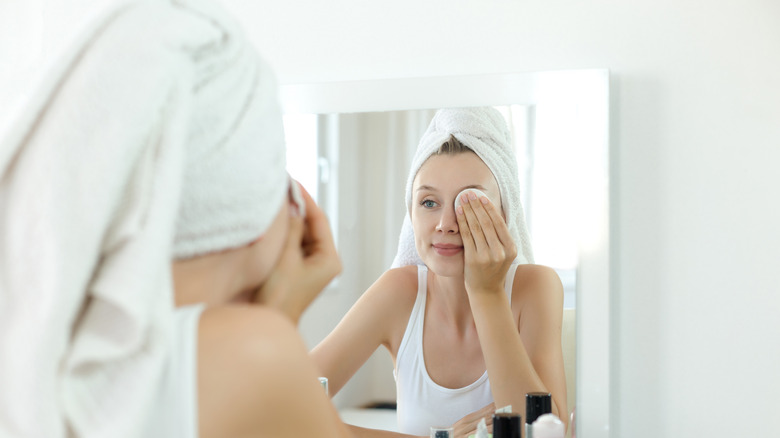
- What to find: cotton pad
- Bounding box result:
[288,177,306,218]
[454,188,490,212]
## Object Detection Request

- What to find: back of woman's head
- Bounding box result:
[171,14,290,261]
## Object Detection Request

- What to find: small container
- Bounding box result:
[525,392,552,438]
[430,426,454,438]
[532,414,565,438]
[492,412,522,438]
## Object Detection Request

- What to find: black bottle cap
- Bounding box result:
[492,412,522,438]
[525,392,552,424]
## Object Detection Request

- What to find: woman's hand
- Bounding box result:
[253,183,341,323]
[451,403,496,438]
[455,191,516,296]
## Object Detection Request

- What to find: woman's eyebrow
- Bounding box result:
[416,184,487,193]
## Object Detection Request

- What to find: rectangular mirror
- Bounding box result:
[280,69,611,438]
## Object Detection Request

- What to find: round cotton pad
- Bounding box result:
[288,176,306,218]
[454,188,490,212]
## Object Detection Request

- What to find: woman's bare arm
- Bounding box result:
[515,267,568,425]
[310,266,417,397]
[470,266,567,427]
[456,192,568,429]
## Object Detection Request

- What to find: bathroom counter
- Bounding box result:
[340,408,399,432]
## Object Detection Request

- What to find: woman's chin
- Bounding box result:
[424,256,464,278]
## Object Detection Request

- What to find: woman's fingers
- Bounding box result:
[296,182,341,281]
[468,194,503,251]
[281,203,305,264]
[456,192,516,295]
[457,192,488,253]
[483,199,517,260]
[457,192,512,257]
[456,200,476,254]
[299,183,337,259]
[451,404,495,438]
[253,181,341,323]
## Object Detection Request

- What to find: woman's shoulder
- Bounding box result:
[363,265,421,352]
[512,264,563,303]
[513,263,560,280]
[371,265,419,300]
[382,264,419,282]
[356,265,420,310]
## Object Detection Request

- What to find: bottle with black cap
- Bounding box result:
[492,412,522,438]
[525,392,552,438]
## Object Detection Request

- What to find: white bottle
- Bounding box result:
[531,414,565,438]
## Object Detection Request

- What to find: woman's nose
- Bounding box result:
[435,205,459,234]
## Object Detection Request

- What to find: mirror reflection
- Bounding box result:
[285,104,591,435]
[285,106,582,305]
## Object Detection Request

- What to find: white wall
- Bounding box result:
[0,1,42,129]
[220,0,780,436]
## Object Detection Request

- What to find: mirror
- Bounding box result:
[280,70,611,438]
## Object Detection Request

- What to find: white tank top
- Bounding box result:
[394,264,519,435]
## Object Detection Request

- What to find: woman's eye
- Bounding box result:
[421,200,437,208]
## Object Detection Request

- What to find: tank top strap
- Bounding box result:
[395,264,428,365]
[504,262,520,304]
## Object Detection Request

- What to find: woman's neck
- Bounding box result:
[427,270,474,333]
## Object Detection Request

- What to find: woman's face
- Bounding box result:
[246,197,290,287]
[411,151,502,278]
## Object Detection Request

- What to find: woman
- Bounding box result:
[0,1,349,437]
[312,107,568,437]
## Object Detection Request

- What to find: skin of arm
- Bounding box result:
[310,267,424,437]
[311,266,417,399]
[456,192,568,431]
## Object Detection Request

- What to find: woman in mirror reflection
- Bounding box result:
[312,107,568,437]
[0,1,350,437]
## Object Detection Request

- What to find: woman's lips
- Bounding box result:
[433,244,463,256]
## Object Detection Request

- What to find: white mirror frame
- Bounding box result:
[280,69,611,438]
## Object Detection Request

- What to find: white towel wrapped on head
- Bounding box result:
[391,107,534,268]
[0,0,287,436]
[171,0,289,258]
